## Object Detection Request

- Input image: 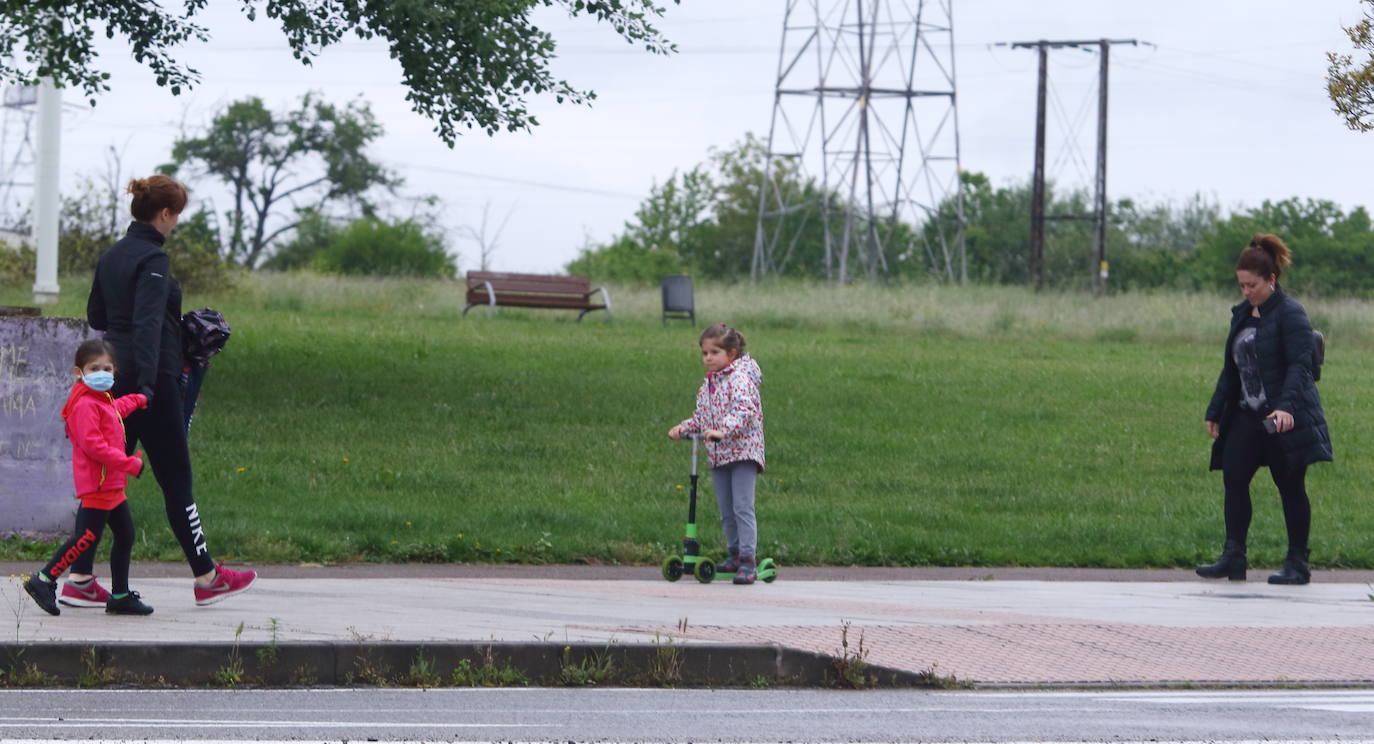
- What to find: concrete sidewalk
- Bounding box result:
[4,564,1374,686]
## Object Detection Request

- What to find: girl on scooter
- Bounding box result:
[668,323,765,584]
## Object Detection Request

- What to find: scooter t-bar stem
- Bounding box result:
[689,434,699,477]
[686,434,701,529]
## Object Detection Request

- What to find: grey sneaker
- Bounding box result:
[719,550,741,573]
[24,575,60,615]
[733,557,757,585]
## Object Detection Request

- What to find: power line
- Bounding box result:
[398,162,640,199]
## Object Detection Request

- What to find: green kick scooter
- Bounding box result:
[661,433,778,584]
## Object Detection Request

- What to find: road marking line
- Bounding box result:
[0,718,554,728]
[7,740,1370,744]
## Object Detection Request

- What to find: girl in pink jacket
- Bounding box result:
[24,339,152,616]
[669,323,765,584]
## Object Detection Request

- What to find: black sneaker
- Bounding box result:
[733,557,757,585]
[23,575,60,615]
[106,591,154,616]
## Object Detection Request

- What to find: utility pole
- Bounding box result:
[32,78,60,303]
[1092,40,1111,295]
[1030,42,1047,292]
[997,38,1141,292]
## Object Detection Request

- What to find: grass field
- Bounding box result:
[3,273,1373,569]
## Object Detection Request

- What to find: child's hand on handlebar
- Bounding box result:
[668,425,683,440]
[704,429,724,442]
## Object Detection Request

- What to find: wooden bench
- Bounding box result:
[463,271,612,321]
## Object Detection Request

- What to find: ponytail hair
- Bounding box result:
[1236,233,1292,282]
[700,322,746,356]
[127,175,188,222]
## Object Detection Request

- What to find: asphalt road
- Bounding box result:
[3,687,1374,742]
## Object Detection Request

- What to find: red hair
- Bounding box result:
[1236,233,1292,282]
[127,175,188,222]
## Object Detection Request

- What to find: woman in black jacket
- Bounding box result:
[61,176,257,609]
[1197,234,1332,585]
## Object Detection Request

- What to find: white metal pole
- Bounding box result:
[32,77,61,302]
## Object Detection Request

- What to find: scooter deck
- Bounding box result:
[662,554,779,583]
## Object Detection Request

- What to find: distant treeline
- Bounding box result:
[568,137,1374,296]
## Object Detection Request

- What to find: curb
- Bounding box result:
[0,641,932,689]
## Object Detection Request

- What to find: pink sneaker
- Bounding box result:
[59,577,112,608]
[194,563,258,606]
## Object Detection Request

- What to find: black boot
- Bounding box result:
[1268,549,1311,585]
[1196,539,1247,580]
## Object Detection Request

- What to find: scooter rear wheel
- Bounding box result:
[662,556,684,582]
[759,557,779,583]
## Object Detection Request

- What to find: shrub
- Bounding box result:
[0,239,35,286]
[262,209,339,271]
[314,217,455,278]
[565,233,683,282]
[58,180,120,276]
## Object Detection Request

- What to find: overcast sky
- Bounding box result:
[3,0,1372,273]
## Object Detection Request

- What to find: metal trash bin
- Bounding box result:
[661,275,695,325]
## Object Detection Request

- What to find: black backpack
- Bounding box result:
[182,308,231,367]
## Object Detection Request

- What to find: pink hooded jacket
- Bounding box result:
[60,382,146,502]
[678,353,765,471]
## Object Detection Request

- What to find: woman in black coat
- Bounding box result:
[1198,234,1332,585]
[63,176,258,608]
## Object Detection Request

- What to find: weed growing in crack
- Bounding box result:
[402,649,442,688]
[645,634,684,686]
[450,646,529,687]
[256,617,282,668]
[557,645,616,686]
[830,621,877,689]
[214,622,247,688]
[4,575,32,643]
[913,663,970,689]
[77,647,116,688]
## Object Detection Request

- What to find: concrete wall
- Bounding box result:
[0,313,95,538]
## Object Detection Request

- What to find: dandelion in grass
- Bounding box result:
[405,521,412,527]
[342,458,350,463]
[235,467,247,473]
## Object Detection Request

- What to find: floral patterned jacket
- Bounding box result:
[678,353,765,471]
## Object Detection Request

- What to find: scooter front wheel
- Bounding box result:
[694,559,716,584]
[662,556,684,582]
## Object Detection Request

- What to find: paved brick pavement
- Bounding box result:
[628,623,1374,684]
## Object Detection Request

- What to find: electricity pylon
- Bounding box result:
[753,0,964,282]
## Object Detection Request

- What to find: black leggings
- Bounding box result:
[1221,409,1310,553]
[43,503,134,594]
[72,373,216,577]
